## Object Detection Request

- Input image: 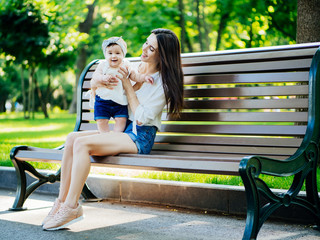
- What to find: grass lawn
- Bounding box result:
[0,111,75,170]
[0,111,318,191]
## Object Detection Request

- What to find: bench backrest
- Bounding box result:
[76,43,320,162]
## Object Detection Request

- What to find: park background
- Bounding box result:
[1,0,320,189]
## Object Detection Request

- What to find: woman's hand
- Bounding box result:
[117,66,140,113]
[117,66,131,88]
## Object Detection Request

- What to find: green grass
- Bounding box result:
[135,171,304,190]
[0,111,76,170]
[0,111,318,191]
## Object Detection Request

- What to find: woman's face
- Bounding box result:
[141,33,159,65]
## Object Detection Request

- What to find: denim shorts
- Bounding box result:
[124,121,157,154]
[94,95,128,120]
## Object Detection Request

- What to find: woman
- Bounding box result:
[42,28,184,231]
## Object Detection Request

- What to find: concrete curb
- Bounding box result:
[0,166,314,223]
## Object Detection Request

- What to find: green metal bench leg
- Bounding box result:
[10,146,102,210]
[239,157,261,240]
[305,154,320,228]
[10,146,62,211]
[10,156,28,211]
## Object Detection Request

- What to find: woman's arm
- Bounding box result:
[118,66,140,114]
[118,66,166,126]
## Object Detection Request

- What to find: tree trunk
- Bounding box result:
[185,31,194,53]
[178,0,186,53]
[34,74,49,118]
[216,12,229,50]
[69,1,97,113]
[30,66,35,119]
[202,0,210,51]
[20,65,28,118]
[27,68,33,119]
[195,0,204,51]
[296,0,320,43]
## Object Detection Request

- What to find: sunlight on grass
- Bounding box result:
[1,124,63,133]
[1,111,319,191]
[0,111,76,169]
[10,136,67,143]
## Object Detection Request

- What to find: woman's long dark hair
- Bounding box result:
[151,28,184,118]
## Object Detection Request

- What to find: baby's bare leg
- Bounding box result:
[97,119,110,133]
[114,117,127,132]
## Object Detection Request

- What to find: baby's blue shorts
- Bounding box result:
[94,95,128,120]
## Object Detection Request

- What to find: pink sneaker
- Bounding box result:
[42,198,62,226]
[43,203,83,231]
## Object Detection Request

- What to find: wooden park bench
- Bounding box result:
[9,42,320,239]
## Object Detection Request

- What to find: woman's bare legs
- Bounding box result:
[63,131,138,208]
[58,130,99,202]
[43,131,137,230]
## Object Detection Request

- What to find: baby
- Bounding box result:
[90,36,153,133]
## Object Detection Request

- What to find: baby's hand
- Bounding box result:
[102,74,118,89]
[144,75,154,84]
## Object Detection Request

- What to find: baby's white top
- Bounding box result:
[94,59,131,105]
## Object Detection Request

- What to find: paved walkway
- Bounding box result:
[0,189,320,240]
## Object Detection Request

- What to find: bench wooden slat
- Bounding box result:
[14,149,240,175]
[149,150,290,161]
[82,85,309,99]
[183,98,308,109]
[181,47,319,65]
[184,85,308,98]
[184,72,309,85]
[154,135,303,147]
[14,147,289,165]
[82,111,308,123]
[82,86,309,100]
[81,98,308,111]
[152,144,297,156]
[166,112,308,122]
[79,122,307,136]
[183,59,312,75]
[160,124,307,136]
[83,72,310,89]
[91,155,241,175]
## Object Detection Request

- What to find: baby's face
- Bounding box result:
[105,45,124,68]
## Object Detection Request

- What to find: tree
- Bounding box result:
[178,0,186,53]
[0,0,49,118]
[0,61,20,112]
[296,0,320,43]
[35,0,88,117]
[69,0,97,113]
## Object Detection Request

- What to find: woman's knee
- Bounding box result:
[65,132,80,149]
[73,137,89,154]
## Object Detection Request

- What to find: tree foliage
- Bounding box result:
[0,0,315,116]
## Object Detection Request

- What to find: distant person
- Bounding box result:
[42,28,184,231]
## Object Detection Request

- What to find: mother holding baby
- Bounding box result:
[42,28,184,231]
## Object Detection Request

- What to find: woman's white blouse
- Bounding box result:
[129,71,166,131]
